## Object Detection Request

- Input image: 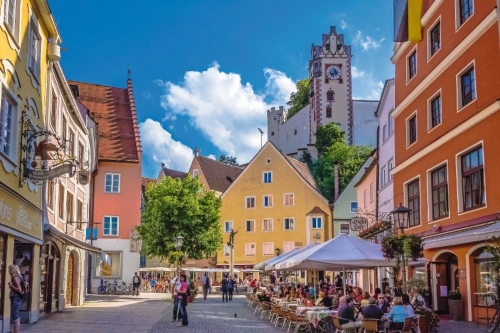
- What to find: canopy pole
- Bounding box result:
[343,266,346,296]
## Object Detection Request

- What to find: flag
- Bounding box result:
[394,0,422,42]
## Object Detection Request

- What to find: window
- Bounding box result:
[430,95,441,128]
[461,146,485,210]
[47,182,54,209]
[245,196,255,209]
[408,51,417,80]
[77,200,83,230]
[0,93,15,157]
[223,244,230,256]
[474,248,497,306]
[459,0,473,25]
[66,192,74,225]
[50,93,57,129]
[408,115,417,145]
[263,242,274,256]
[326,88,335,102]
[245,220,255,232]
[370,183,374,203]
[245,243,256,256]
[78,142,84,166]
[58,184,64,219]
[105,173,120,193]
[283,242,295,253]
[68,129,75,157]
[3,0,17,32]
[430,22,441,56]
[95,251,122,278]
[284,218,294,230]
[61,116,67,142]
[460,68,476,107]
[263,195,273,208]
[381,166,387,186]
[431,165,449,220]
[340,223,350,234]
[103,216,119,236]
[224,221,233,233]
[312,217,322,229]
[326,105,332,118]
[263,218,273,231]
[28,18,41,78]
[388,112,394,134]
[388,159,394,181]
[284,193,294,206]
[192,169,199,177]
[407,179,420,227]
[350,202,358,213]
[263,171,272,184]
[382,124,388,142]
[363,190,367,208]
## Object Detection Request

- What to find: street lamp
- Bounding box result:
[390,204,412,234]
[275,248,281,256]
[258,128,264,148]
[174,235,184,249]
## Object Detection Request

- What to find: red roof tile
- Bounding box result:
[197,156,243,193]
[67,80,140,163]
[161,167,188,179]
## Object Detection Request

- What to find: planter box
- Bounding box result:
[448,299,464,321]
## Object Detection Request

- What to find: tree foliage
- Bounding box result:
[138,176,223,264]
[286,78,309,119]
[218,155,238,166]
[315,123,345,155]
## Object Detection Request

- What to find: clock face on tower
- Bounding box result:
[326,65,342,80]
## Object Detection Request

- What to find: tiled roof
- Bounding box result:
[141,177,156,194]
[162,167,188,179]
[284,156,318,190]
[306,206,329,215]
[197,156,243,193]
[67,80,141,163]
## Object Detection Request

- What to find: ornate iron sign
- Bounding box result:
[349,216,369,231]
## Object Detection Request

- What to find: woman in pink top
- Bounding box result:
[177,274,189,326]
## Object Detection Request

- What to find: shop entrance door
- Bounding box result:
[66,254,73,306]
[429,252,459,313]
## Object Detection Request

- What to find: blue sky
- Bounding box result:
[50,0,394,178]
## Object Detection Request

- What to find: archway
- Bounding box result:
[66,251,80,306]
[430,251,458,313]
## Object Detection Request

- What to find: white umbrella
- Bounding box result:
[253,247,301,270]
[264,243,320,271]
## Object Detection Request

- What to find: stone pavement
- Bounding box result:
[19,292,491,332]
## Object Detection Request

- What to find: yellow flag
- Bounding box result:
[408,0,422,41]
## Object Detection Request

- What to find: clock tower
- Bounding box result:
[309,26,353,145]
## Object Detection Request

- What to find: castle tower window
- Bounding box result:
[326,88,335,102]
[326,104,332,118]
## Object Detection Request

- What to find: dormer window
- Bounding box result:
[326,104,332,118]
[326,88,335,102]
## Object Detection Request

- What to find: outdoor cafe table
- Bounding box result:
[306,310,337,328]
[296,306,329,315]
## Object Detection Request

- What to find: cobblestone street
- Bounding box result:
[18,292,485,333]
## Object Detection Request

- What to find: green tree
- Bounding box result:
[315,123,346,155]
[286,78,309,119]
[138,176,222,264]
[218,155,238,166]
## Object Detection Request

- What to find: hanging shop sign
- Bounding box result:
[24,163,75,181]
[349,216,368,231]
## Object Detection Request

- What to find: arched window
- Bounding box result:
[473,248,496,307]
[326,88,335,102]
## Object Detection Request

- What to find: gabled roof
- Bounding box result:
[306,206,329,215]
[196,156,243,193]
[161,167,188,179]
[353,149,378,188]
[375,78,395,117]
[284,155,319,190]
[67,79,142,163]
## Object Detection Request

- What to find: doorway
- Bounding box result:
[66,253,74,305]
[429,251,459,313]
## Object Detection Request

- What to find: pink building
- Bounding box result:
[69,78,142,291]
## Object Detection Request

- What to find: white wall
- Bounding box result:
[267,105,310,158]
[91,239,140,292]
[352,100,378,148]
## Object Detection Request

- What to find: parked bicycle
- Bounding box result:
[488,301,500,332]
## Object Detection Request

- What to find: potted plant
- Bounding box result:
[448,288,464,321]
[413,299,440,333]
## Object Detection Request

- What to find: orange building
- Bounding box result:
[69,79,143,291]
[391,0,500,322]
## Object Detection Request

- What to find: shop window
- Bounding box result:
[474,249,496,307]
[340,223,350,234]
[95,251,122,278]
[14,243,33,313]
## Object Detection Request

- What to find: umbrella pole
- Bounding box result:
[343,266,346,296]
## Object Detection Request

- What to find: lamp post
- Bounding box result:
[390,204,412,292]
[275,248,280,256]
[258,128,264,148]
[174,235,184,270]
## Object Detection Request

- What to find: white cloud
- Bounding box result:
[351,66,365,79]
[340,19,348,29]
[207,154,216,160]
[352,31,385,51]
[157,63,296,163]
[139,119,194,172]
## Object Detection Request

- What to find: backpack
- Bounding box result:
[133,276,140,284]
[14,276,28,299]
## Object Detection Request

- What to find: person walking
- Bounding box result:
[201,272,210,300]
[228,277,234,301]
[132,272,141,296]
[221,274,229,302]
[171,270,189,321]
[8,265,23,333]
[177,274,189,326]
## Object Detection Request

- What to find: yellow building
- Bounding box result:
[217,142,331,274]
[1,0,61,327]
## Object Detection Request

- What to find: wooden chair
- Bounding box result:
[288,303,298,312]
[363,318,385,333]
[273,306,287,327]
[288,311,310,333]
[332,317,358,333]
[388,317,414,333]
[261,301,273,320]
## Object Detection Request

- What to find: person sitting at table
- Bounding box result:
[402,294,415,318]
[384,296,408,332]
[353,287,364,303]
[377,294,390,313]
[361,292,371,307]
[373,287,382,300]
[360,297,385,331]
[315,291,333,309]
[337,296,364,333]
[331,294,340,310]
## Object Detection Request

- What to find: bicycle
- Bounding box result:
[488,302,500,332]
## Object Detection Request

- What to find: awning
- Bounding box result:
[423,221,500,249]
[43,224,101,254]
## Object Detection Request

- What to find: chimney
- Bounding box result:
[194,148,199,157]
[334,164,340,202]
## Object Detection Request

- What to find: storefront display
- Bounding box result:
[14,243,33,312]
[474,249,497,307]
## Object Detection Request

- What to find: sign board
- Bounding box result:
[85,227,98,240]
[24,163,75,181]
[350,217,368,231]
[0,188,42,240]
